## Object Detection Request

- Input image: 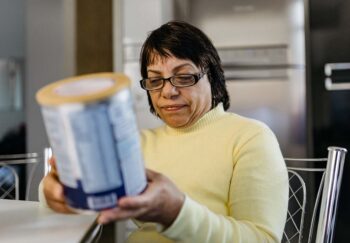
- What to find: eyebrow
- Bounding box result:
[147,63,196,75]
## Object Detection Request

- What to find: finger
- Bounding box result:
[118,196,148,209]
[118,177,160,209]
[47,200,74,214]
[43,172,75,214]
[49,156,58,173]
[49,169,59,181]
[98,207,148,224]
[97,208,121,224]
[43,177,73,214]
[47,159,60,180]
[98,208,124,224]
[49,156,56,166]
[43,173,65,203]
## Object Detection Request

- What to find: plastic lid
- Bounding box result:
[36,72,131,106]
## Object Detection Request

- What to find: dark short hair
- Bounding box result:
[140,21,230,115]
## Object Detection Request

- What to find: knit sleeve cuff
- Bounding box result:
[38,179,49,208]
[161,195,203,241]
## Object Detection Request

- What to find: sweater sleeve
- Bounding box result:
[38,179,49,207]
[161,127,289,243]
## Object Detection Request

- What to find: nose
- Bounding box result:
[161,79,179,98]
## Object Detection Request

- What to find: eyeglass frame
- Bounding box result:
[139,71,207,91]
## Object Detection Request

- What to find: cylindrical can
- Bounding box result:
[36,72,147,212]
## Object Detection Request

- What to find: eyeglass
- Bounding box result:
[139,72,206,91]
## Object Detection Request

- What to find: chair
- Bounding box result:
[0,148,52,200]
[0,163,20,199]
[282,146,347,243]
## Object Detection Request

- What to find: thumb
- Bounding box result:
[49,156,55,165]
[48,156,58,173]
[145,169,160,180]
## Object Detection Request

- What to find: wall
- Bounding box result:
[120,0,174,130]
[0,0,25,140]
[25,0,76,200]
[0,0,25,57]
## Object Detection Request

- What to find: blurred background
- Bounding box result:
[0,0,349,242]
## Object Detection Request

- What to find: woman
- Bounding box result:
[42,21,288,243]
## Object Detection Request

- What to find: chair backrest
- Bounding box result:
[282,147,347,243]
[0,163,20,199]
[0,149,51,200]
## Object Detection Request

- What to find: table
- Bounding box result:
[0,199,99,243]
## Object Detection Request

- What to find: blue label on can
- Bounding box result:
[41,88,147,211]
[63,181,126,210]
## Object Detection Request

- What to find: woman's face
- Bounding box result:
[147,55,212,128]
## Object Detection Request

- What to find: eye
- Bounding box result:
[174,74,195,84]
[148,77,163,87]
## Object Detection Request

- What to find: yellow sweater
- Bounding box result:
[128,103,288,243]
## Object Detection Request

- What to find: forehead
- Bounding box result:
[146,51,169,66]
[147,52,197,70]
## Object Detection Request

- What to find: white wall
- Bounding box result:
[25,0,76,200]
[119,0,174,130]
[123,0,173,44]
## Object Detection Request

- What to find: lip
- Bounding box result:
[161,104,187,111]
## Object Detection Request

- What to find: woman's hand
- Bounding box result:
[98,169,185,227]
[42,157,74,214]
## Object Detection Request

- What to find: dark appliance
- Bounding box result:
[305,0,350,241]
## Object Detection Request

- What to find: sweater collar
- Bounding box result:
[164,103,225,135]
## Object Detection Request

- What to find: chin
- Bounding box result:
[165,119,188,128]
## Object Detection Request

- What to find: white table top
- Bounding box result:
[0,199,98,243]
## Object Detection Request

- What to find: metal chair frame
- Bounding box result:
[0,163,20,199]
[0,152,42,200]
[283,147,347,243]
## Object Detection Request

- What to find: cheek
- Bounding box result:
[149,91,155,101]
[205,80,212,96]
[197,82,212,103]
[149,93,159,109]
